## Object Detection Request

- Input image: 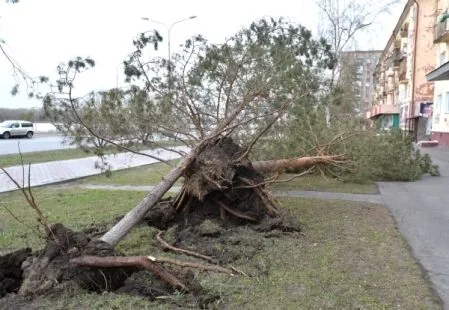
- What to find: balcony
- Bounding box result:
[400,23,408,38]
[393,48,406,67]
[434,16,449,43]
[399,60,407,83]
[369,104,400,119]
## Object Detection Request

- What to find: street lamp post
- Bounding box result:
[141,16,197,90]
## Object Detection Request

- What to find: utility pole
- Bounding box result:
[141,16,197,91]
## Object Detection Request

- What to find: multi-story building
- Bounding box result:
[426,0,449,146]
[369,0,435,140]
[339,50,382,114]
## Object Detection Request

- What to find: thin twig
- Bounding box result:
[0,167,51,235]
[235,166,315,189]
[62,73,175,166]
[156,231,216,263]
[216,201,258,222]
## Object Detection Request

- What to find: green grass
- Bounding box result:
[271,173,378,194]
[0,148,97,168]
[0,188,147,251]
[201,198,440,309]
[0,187,440,309]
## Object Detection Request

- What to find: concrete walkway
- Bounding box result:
[0,146,188,193]
[378,147,449,308]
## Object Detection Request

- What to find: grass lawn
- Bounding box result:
[0,148,95,168]
[271,173,378,194]
[0,187,440,309]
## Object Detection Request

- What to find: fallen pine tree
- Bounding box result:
[1,18,346,307]
[0,136,344,300]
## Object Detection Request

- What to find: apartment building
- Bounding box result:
[340,51,382,113]
[426,0,449,146]
[369,0,435,140]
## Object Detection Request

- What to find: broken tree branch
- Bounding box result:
[70,255,188,291]
[252,155,344,174]
[156,231,216,263]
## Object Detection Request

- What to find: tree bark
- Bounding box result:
[100,150,197,246]
[252,155,343,174]
[71,255,188,291]
[101,150,342,247]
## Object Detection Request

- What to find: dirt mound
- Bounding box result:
[0,248,32,297]
[18,224,134,296]
[173,137,279,224]
[0,137,301,308]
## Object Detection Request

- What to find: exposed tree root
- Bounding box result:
[71,256,188,291]
[156,231,216,263]
[70,254,237,292]
[217,201,258,222]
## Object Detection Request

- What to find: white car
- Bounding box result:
[0,120,35,139]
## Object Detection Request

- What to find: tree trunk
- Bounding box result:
[252,155,342,174]
[100,150,197,246]
[101,151,341,247]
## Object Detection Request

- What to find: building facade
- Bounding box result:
[369,0,436,140]
[426,0,449,146]
[340,51,382,114]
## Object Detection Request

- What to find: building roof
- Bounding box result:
[426,61,449,81]
[379,0,414,62]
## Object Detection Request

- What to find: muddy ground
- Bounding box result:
[0,201,299,309]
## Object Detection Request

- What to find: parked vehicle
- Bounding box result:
[0,120,34,139]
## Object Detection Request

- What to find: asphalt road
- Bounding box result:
[378,147,449,309]
[0,135,74,155]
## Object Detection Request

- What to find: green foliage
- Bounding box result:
[254,106,439,183]
[342,130,439,182]
[45,18,336,159]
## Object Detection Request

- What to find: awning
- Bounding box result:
[426,61,449,81]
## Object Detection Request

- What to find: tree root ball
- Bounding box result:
[19,224,134,296]
[175,137,280,224]
[0,248,32,297]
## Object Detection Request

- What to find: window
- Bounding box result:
[440,51,447,66]
[21,123,33,128]
[446,92,449,113]
[12,123,20,128]
[437,93,442,112]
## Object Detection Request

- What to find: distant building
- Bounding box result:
[340,50,382,114]
[369,0,436,141]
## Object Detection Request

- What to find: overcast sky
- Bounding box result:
[0,0,405,109]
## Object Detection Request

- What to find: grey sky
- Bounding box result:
[0,0,405,109]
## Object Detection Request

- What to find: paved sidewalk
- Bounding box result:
[0,146,188,193]
[378,147,449,309]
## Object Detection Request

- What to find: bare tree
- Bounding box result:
[315,0,400,123]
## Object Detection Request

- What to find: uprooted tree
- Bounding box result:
[44,17,340,248]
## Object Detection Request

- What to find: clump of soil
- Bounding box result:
[144,136,300,266]
[172,137,280,225]
[0,248,32,297]
[0,137,300,308]
[19,223,134,296]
